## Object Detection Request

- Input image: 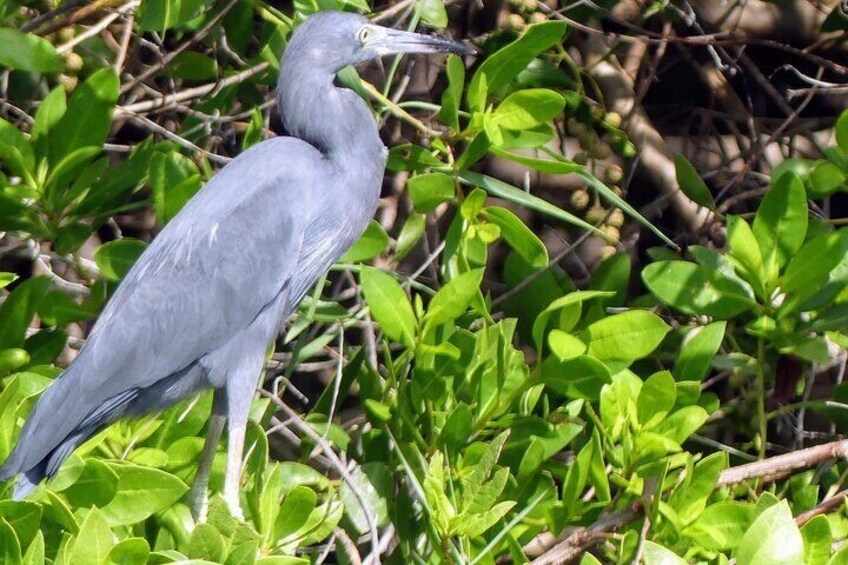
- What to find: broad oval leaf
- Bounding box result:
[493,89,565,131]
[359,267,416,347]
[736,500,803,565]
[643,260,755,318]
[100,464,188,526]
[674,154,715,210]
[467,21,567,111]
[752,171,808,273]
[0,28,63,73]
[67,508,114,565]
[138,0,205,32]
[583,310,670,363]
[341,220,389,262]
[51,69,119,166]
[424,268,484,327]
[407,172,455,213]
[675,321,726,382]
[781,230,848,295]
[481,206,548,268]
[94,239,148,282]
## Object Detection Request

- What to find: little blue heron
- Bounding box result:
[0,11,472,520]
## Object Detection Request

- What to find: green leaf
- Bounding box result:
[188,524,224,562]
[408,172,455,213]
[674,155,715,209]
[424,268,484,327]
[801,515,831,565]
[727,215,766,292]
[62,458,119,507]
[642,542,686,565]
[809,161,846,198]
[32,86,67,143]
[0,277,50,350]
[395,212,426,260]
[338,464,388,536]
[68,509,114,565]
[138,0,205,32]
[685,502,756,550]
[736,501,803,565]
[459,170,599,234]
[0,501,42,553]
[837,110,848,153]
[94,239,148,282]
[276,486,318,538]
[753,172,808,274]
[637,370,676,425]
[0,273,17,290]
[341,220,389,262]
[0,517,21,565]
[170,51,218,81]
[781,230,848,295]
[21,531,43,565]
[100,464,188,526]
[242,108,264,150]
[675,321,726,381]
[107,538,150,565]
[542,354,611,400]
[492,89,565,130]
[359,267,416,347]
[668,452,726,525]
[643,260,755,318]
[531,290,615,352]
[547,330,586,360]
[224,542,258,565]
[440,403,472,449]
[583,310,670,364]
[0,28,63,73]
[467,21,567,111]
[254,557,308,565]
[52,69,119,165]
[653,406,707,444]
[149,151,202,224]
[481,206,547,268]
[419,0,448,28]
[439,55,465,130]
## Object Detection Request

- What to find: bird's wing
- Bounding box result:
[7,137,327,473]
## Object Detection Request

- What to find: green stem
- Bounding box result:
[757,337,767,460]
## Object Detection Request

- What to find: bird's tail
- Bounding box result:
[0,364,99,499]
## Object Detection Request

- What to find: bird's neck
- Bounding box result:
[277,70,385,165]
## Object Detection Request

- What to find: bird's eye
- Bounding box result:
[357,26,372,44]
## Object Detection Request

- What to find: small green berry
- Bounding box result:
[607,209,624,228]
[570,189,590,210]
[586,205,606,224]
[603,111,622,129]
[591,141,612,160]
[604,164,624,184]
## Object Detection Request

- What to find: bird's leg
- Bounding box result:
[188,388,227,523]
[222,373,259,521]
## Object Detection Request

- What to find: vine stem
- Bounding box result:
[757,337,767,460]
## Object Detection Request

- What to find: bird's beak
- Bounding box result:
[367,27,475,57]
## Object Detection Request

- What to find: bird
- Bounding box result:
[0,11,472,520]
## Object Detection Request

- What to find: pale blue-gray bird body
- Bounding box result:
[0,12,471,516]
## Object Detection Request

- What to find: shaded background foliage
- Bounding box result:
[2,0,848,564]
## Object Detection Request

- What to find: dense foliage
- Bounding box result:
[2,1,848,563]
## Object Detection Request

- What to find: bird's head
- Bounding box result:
[284,12,474,75]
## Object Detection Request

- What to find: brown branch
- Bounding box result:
[115,62,270,116]
[717,439,848,488]
[529,438,848,563]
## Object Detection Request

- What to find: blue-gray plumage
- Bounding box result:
[0,11,472,519]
